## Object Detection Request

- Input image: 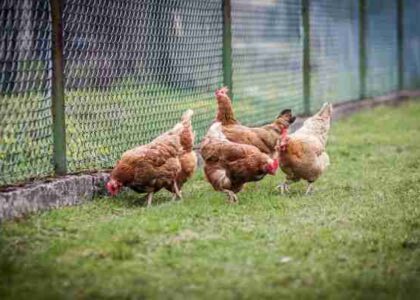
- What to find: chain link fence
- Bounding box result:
[63,0,222,172]
[0,0,54,185]
[403,0,420,90]
[365,0,398,97]
[1,0,420,186]
[231,0,304,125]
[309,0,360,111]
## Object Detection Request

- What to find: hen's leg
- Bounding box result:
[305,182,314,195]
[146,192,153,207]
[172,182,183,201]
[231,192,238,203]
[222,189,238,204]
[277,180,291,195]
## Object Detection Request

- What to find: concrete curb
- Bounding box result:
[0,173,109,220]
[1,91,419,220]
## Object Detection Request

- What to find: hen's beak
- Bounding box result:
[106,181,117,196]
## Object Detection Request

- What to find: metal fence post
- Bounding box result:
[359,0,367,99]
[50,0,67,175]
[302,0,311,114]
[397,0,404,91]
[222,0,233,99]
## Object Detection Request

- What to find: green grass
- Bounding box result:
[1,101,420,299]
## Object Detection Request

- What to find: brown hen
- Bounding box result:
[200,122,279,203]
[278,103,333,195]
[106,110,196,206]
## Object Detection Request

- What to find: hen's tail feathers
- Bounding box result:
[181,109,194,124]
[180,109,195,152]
[317,103,333,119]
[215,87,238,126]
[206,122,227,141]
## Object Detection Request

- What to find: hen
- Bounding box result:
[106,110,196,206]
[200,122,279,203]
[278,103,333,195]
[215,87,296,158]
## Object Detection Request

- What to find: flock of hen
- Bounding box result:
[106,87,333,206]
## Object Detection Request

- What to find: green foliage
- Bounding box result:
[1,101,420,299]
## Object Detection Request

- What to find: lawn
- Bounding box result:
[1,101,420,299]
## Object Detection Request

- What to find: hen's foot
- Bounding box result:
[171,192,183,202]
[276,182,290,195]
[223,190,238,204]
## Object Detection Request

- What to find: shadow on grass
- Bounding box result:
[106,189,179,208]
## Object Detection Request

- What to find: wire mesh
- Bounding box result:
[231,0,303,125]
[365,0,398,97]
[309,0,360,111]
[403,0,420,90]
[1,0,420,187]
[63,0,223,172]
[0,0,53,186]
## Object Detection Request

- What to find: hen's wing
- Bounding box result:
[177,151,197,189]
[121,141,178,168]
[280,134,327,182]
[221,125,272,154]
[118,139,182,190]
[201,139,248,163]
[132,157,181,187]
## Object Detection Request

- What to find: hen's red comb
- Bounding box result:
[215,87,229,97]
